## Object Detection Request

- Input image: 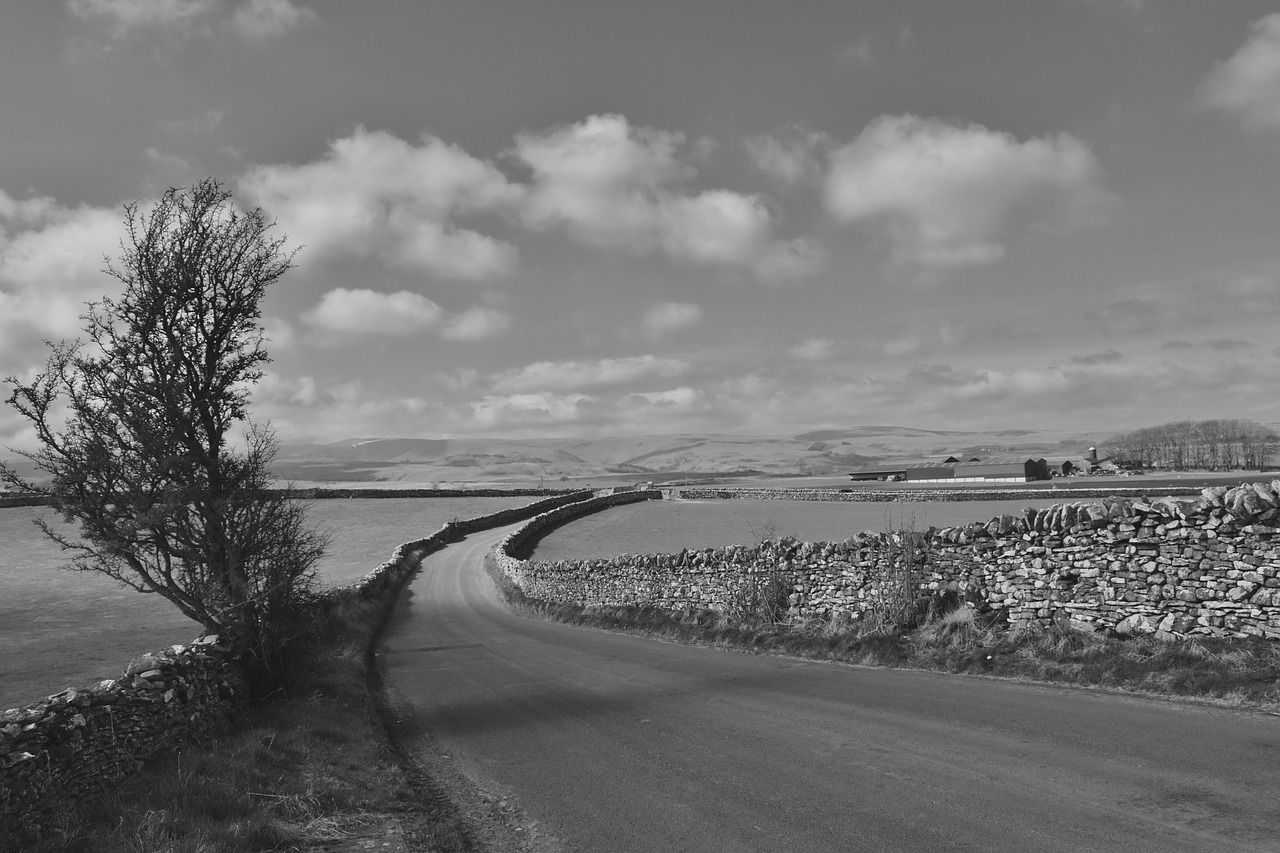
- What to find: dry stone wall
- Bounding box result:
[1,489,593,843]
[673,486,1204,502]
[502,483,1280,641]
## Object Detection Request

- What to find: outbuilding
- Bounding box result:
[950,458,1050,483]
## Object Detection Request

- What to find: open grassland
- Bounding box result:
[531,497,1066,561]
[0,496,537,712]
[303,496,538,584]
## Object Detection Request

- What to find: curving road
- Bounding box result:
[381,524,1280,852]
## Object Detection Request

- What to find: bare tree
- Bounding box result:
[1101,418,1278,471]
[1,179,327,683]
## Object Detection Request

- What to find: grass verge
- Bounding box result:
[16,594,475,853]
[486,556,1280,711]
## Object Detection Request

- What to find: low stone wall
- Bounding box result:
[0,637,250,838]
[504,483,1280,641]
[673,486,1204,502]
[296,486,577,500]
[494,490,664,583]
[1,489,593,843]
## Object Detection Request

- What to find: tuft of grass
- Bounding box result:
[13,586,475,853]
[487,556,1280,710]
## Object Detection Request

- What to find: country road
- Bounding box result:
[380,524,1280,852]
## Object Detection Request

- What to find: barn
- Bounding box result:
[950,458,1050,483]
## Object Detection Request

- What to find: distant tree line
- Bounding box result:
[1101,419,1279,471]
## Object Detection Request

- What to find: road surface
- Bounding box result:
[381,524,1280,852]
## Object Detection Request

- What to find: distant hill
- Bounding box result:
[271,425,1105,485]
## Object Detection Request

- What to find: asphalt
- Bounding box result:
[380,524,1280,853]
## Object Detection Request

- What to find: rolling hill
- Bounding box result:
[271,425,1106,485]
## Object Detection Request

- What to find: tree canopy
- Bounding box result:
[1,179,326,676]
[1100,419,1278,471]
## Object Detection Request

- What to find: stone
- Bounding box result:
[1114,614,1156,636]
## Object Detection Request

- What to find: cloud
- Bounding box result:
[69,0,313,41]
[1085,273,1280,337]
[745,124,831,187]
[490,355,690,394]
[441,306,512,341]
[1198,14,1280,131]
[755,238,828,281]
[642,302,703,338]
[241,127,521,280]
[69,0,216,37]
[1084,296,1162,335]
[159,109,225,136]
[1069,349,1125,365]
[472,392,594,431]
[838,36,874,67]
[252,376,440,442]
[625,387,702,409]
[1205,338,1254,351]
[0,192,124,368]
[824,115,1112,271]
[261,317,296,351]
[301,288,443,335]
[230,0,316,39]
[513,114,819,280]
[1161,339,1194,350]
[786,338,836,361]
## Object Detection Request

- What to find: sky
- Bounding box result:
[2,0,1280,448]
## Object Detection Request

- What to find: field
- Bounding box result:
[0,496,537,712]
[0,488,1207,712]
[530,497,1067,561]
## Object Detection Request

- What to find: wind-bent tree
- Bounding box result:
[1,179,327,681]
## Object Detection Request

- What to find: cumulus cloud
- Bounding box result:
[240,127,520,280]
[442,306,512,341]
[252,375,438,442]
[69,0,216,36]
[745,124,831,187]
[230,0,316,39]
[824,115,1112,272]
[838,36,874,67]
[786,338,836,361]
[1206,338,1254,351]
[1085,273,1280,338]
[0,192,123,368]
[261,316,296,351]
[642,302,703,338]
[625,387,702,409]
[301,288,443,335]
[490,355,690,394]
[69,0,314,40]
[513,114,820,280]
[159,109,225,136]
[1069,349,1125,365]
[472,392,593,431]
[1198,14,1280,131]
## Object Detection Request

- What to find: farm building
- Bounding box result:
[847,466,908,481]
[900,458,1052,484]
[903,464,956,482]
[951,458,1050,482]
[849,457,1054,483]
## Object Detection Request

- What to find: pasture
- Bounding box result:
[530,497,1070,561]
[0,496,537,712]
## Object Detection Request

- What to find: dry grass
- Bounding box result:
[15,596,475,853]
